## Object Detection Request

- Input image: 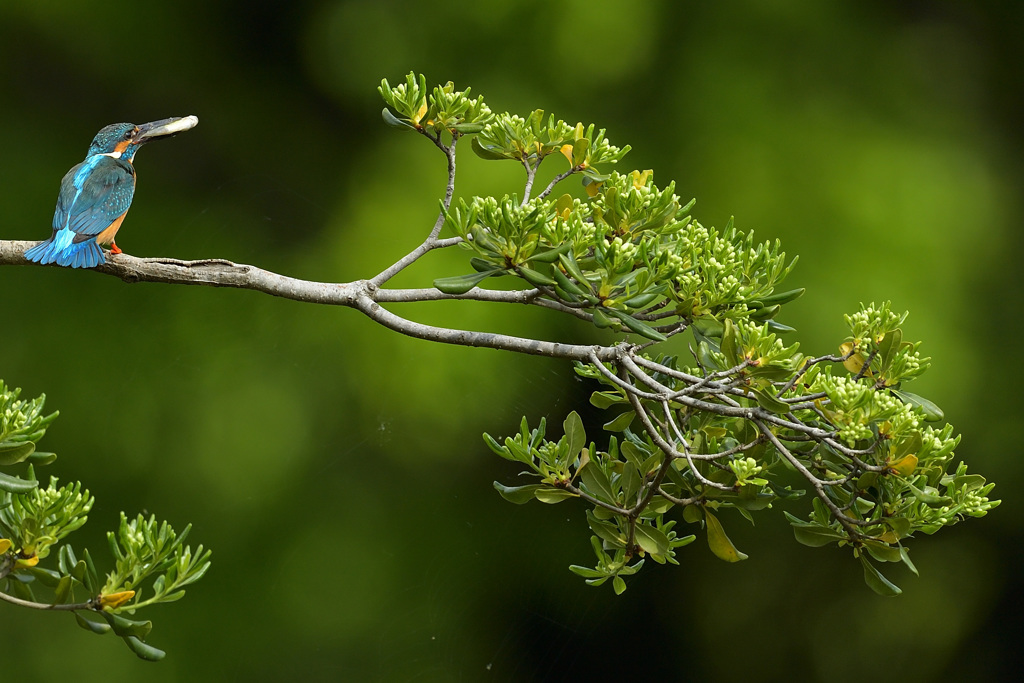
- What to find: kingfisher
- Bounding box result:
[24,116,198,268]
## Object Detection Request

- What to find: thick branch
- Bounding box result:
[0,240,619,362]
[358,289,616,360]
[1,240,361,305]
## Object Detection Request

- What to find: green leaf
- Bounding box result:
[877,328,902,372]
[682,505,703,524]
[892,390,944,422]
[592,308,616,329]
[0,441,35,466]
[471,136,510,160]
[885,516,911,539]
[863,540,902,563]
[27,566,61,588]
[492,481,541,504]
[705,510,748,562]
[25,451,57,466]
[753,390,791,414]
[101,612,153,639]
[619,441,649,471]
[892,431,922,460]
[587,511,625,545]
[0,471,38,493]
[691,317,724,338]
[602,410,635,432]
[380,107,414,130]
[908,483,951,505]
[470,257,497,272]
[620,461,641,503]
[526,241,573,264]
[748,304,781,321]
[568,565,606,579]
[552,263,588,297]
[766,320,797,334]
[82,549,100,594]
[516,266,556,287]
[581,167,610,182]
[621,292,662,309]
[753,287,806,306]
[788,522,846,547]
[900,546,919,576]
[721,318,739,363]
[606,309,668,342]
[483,433,515,460]
[612,575,627,595]
[580,462,617,504]
[860,556,902,596]
[571,138,589,166]
[590,391,623,409]
[451,122,485,134]
[534,488,576,504]
[75,612,112,635]
[563,411,586,461]
[558,252,590,287]
[54,575,74,604]
[633,523,670,556]
[433,270,500,294]
[952,473,987,491]
[123,636,166,662]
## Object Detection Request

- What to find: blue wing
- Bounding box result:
[52,155,136,239]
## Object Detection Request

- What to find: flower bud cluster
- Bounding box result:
[845,301,906,343]
[813,374,919,446]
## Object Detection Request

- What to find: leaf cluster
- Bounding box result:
[0,382,211,661]
[379,73,493,137]
[435,172,798,341]
[380,74,999,596]
[488,412,696,593]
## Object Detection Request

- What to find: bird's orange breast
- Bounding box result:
[94,210,129,246]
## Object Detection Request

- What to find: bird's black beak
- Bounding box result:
[136,115,199,143]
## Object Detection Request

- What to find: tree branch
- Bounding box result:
[372,134,460,286]
[1,240,362,305]
[0,240,618,362]
[536,166,580,201]
[357,289,616,360]
[0,589,94,613]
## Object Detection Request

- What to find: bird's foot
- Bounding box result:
[109,242,123,255]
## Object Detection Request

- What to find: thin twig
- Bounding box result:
[521,158,539,205]
[372,135,460,286]
[563,482,631,517]
[535,166,580,201]
[754,420,865,538]
[0,590,94,613]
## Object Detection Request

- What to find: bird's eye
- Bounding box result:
[123,128,136,140]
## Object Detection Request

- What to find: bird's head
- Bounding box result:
[87,116,199,161]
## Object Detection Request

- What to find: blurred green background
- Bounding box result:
[1,0,1021,680]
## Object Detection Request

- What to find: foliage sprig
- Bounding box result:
[380,72,999,595]
[0,382,211,661]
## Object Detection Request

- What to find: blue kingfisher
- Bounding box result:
[24,116,198,268]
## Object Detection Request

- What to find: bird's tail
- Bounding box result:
[24,231,105,269]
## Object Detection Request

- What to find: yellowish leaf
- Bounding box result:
[560,144,574,165]
[705,510,748,562]
[14,554,39,568]
[840,342,872,376]
[99,590,136,610]
[412,102,428,126]
[889,453,918,477]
